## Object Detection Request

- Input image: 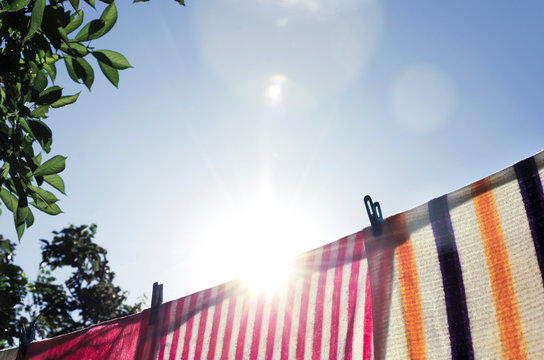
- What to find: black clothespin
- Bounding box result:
[364,195,383,236]
[149,282,163,325]
[18,322,35,356]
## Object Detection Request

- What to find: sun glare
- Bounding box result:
[242,255,294,294]
[200,193,321,294]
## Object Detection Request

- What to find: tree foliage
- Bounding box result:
[0,235,28,348]
[0,0,184,238]
[0,224,143,348]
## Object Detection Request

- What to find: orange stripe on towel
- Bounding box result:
[391,214,427,360]
[471,178,527,359]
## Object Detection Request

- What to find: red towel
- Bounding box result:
[25,312,141,359]
[17,231,372,359]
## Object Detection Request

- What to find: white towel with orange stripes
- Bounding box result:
[365,150,544,359]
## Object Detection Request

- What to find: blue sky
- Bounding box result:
[4,0,544,305]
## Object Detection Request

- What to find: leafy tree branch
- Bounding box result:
[0,0,184,238]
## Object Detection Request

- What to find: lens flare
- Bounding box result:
[265,74,287,105]
[195,0,381,105]
[267,84,282,99]
[391,65,454,133]
[275,17,289,27]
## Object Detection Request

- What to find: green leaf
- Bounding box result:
[37,86,62,105]
[41,11,61,48]
[74,2,116,41]
[16,206,29,225]
[31,200,62,215]
[33,155,66,176]
[51,92,80,108]
[57,26,70,46]
[33,70,48,92]
[25,208,34,227]
[28,120,51,138]
[83,0,95,7]
[64,56,79,83]
[0,189,17,213]
[44,54,60,64]
[4,0,30,11]
[1,163,10,179]
[73,57,94,89]
[69,0,80,11]
[60,42,88,57]
[28,120,52,152]
[64,10,84,34]
[16,222,25,240]
[43,63,56,82]
[29,185,59,204]
[31,105,49,118]
[99,2,117,34]
[97,60,118,87]
[92,50,131,70]
[75,19,105,41]
[35,153,42,167]
[23,0,45,43]
[19,117,33,137]
[43,174,65,194]
[18,103,31,117]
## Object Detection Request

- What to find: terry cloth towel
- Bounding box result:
[0,348,18,360]
[13,233,371,360]
[134,232,372,360]
[22,311,142,359]
[364,150,544,360]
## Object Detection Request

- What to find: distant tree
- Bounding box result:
[0,224,143,348]
[0,0,184,238]
[0,235,28,349]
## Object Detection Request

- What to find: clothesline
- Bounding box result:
[2,149,543,359]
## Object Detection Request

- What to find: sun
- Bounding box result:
[242,254,294,294]
[235,201,299,294]
[218,200,307,294]
[198,186,322,294]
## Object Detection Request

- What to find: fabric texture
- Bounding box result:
[9,150,544,359]
[23,312,142,359]
[364,150,544,359]
[0,348,18,360]
[135,232,372,360]
[11,232,371,360]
